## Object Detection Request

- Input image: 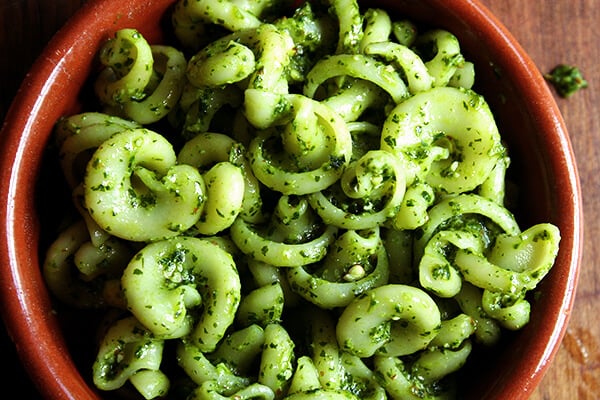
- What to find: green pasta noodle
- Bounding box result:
[246,94,353,195]
[359,8,392,53]
[189,381,275,400]
[283,390,360,400]
[412,341,472,384]
[177,340,252,391]
[286,228,389,308]
[177,131,264,223]
[57,112,141,188]
[418,230,483,298]
[194,161,245,235]
[336,284,441,358]
[322,79,385,122]
[41,1,563,399]
[178,86,243,139]
[230,217,338,267]
[236,282,285,326]
[176,0,263,33]
[258,323,296,397]
[187,40,256,88]
[209,324,266,375]
[122,236,241,348]
[93,316,169,395]
[414,29,464,87]
[455,282,502,346]
[95,28,154,105]
[380,87,505,193]
[304,54,409,103]
[428,314,476,349]
[287,356,321,394]
[84,128,205,242]
[339,352,387,399]
[43,220,109,308]
[364,41,434,94]
[307,150,406,230]
[122,45,187,124]
[305,308,345,391]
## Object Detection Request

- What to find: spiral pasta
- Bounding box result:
[42,1,562,399]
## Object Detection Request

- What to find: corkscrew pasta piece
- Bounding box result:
[372,311,475,399]
[187,40,256,88]
[418,230,483,298]
[455,282,502,346]
[304,54,409,104]
[230,193,338,267]
[236,282,285,326]
[189,381,275,400]
[336,284,441,358]
[373,356,422,400]
[415,29,464,87]
[339,352,387,399]
[258,323,296,397]
[122,45,187,124]
[414,193,521,260]
[391,181,435,230]
[209,324,266,375]
[286,229,390,308]
[93,316,169,398]
[84,128,205,242]
[429,313,476,349]
[287,356,321,394]
[329,0,363,54]
[177,340,252,392]
[246,94,353,196]
[94,28,154,106]
[364,41,434,94]
[230,216,338,267]
[412,343,473,388]
[56,112,141,188]
[392,19,418,46]
[175,0,263,33]
[477,155,510,205]
[194,161,245,235]
[307,150,406,230]
[321,79,386,122]
[178,132,264,223]
[122,236,241,349]
[481,289,532,330]
[178,85,243,139]
[283,390,360,400]
[43,219,131,308]
[95,29,187,124]
[247,259,302,308]
[380,86,505,193]
[453,223,560,329]
[303,308,345,391]
[359,8,392,52]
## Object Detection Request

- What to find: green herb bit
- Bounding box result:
[544,64,588,98]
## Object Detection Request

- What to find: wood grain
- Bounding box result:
[1,0,598,398]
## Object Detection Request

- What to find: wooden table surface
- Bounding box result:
[1,0,598,398]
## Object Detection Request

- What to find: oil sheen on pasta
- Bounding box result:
[43,0,561,399]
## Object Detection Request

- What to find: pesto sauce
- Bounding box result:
[544,64,588,98]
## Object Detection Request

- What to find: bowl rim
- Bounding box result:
[440,1,582,395]
[0,0,583,399]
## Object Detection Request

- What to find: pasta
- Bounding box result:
[42,0,562,399]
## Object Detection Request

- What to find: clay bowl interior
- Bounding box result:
[0,0,582,399]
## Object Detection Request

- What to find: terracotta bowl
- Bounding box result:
[0,0,583,398]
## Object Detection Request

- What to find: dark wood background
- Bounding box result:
[1,0,598,398]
